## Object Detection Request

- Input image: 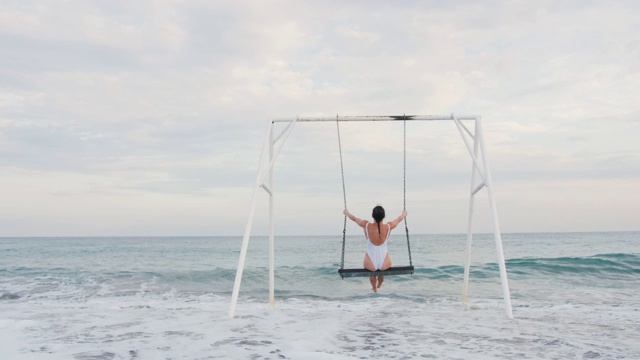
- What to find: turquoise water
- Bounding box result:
[1,232,639,359]
[3,232,638,301]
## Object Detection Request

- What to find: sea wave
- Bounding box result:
[2,253,638,302]
[506,253,640,276]
[330,253,640,280]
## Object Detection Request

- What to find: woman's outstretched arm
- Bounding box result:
[343,209,368,228]
[388,210,408,230]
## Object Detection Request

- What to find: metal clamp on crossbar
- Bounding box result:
[260,183,273,196]
[472,182,486,195]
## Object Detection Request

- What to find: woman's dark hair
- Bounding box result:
[372,205,385,238]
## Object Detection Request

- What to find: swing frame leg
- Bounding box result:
[229,118,298,318]
[455,115,513,318]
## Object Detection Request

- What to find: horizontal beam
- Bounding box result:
[272,114,478,123]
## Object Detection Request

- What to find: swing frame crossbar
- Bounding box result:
[229,114,513,319]
[271,115,479,122]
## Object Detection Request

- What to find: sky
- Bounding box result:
[0,0,639,236]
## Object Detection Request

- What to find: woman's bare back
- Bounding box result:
[366,222,390,246]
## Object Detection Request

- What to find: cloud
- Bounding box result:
[0,0,639,235]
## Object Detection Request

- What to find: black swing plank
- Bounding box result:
[338,265,414,278]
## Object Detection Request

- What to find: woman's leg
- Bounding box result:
[363,253,376,271]
[364,254,378,292]
[369,275,378,292]
[381,253,392,270]
[377,254,391,289]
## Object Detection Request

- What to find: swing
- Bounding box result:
[336,117,415,279]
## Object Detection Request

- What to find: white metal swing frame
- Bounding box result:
[229,114,513,318]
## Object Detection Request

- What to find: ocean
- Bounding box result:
[1,232,639,359]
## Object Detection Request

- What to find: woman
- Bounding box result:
[343,206,408,292]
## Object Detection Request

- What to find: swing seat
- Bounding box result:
[338,265,414,278]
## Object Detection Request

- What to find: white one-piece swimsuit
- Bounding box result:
[365,222,391,270]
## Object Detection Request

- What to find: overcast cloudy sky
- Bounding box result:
[1,1,639,236]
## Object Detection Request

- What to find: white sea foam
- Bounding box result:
[1,293,639,359]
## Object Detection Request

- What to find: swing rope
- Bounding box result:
[403,115,413,267]
[337,115,347,271]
